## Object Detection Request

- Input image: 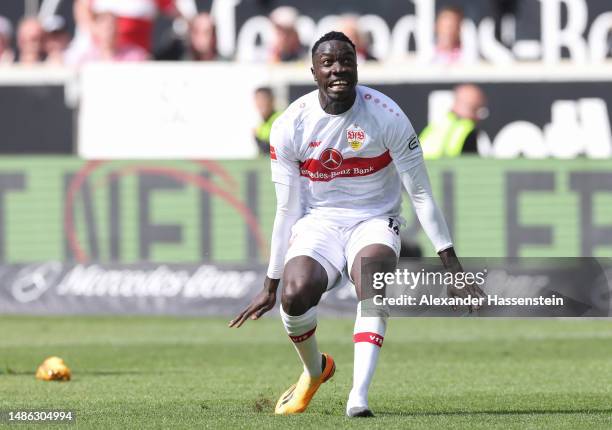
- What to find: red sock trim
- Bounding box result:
[289,326,317,343]
[353,331,384,347]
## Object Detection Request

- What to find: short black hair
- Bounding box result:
[311,31,356,57]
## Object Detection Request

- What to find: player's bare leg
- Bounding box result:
[281,255,327,377]
[275,255,336,414]
[347,244,397,417]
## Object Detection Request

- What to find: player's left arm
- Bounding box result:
[387,111,485,311]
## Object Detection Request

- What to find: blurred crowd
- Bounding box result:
[0,3,477,67]
[0,2,496,159]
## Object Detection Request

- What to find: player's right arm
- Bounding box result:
[229,117,302,328]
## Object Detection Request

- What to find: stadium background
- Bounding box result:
[2,0,612,314]
[1,1,612,428]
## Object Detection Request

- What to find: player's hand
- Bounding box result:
[447,280,486,313]
[438,247,485,313]
[228,277,279,328]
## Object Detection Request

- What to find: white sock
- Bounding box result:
[347,301,388,410]
[280,306,322,377]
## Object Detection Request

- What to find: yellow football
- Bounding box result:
[35,356,71,381]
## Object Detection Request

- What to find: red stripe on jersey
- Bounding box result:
[289,326,316,343]
[299,150,392,182]
[353,331,384,347]
[270,146,277,160]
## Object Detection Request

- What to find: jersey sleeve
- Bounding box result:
[385,110,424,174]
[270,117,300,186]
[266,182,303,279]
[400,162,453,252]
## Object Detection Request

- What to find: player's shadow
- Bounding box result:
[77,369,191,376]
[1,370,155,376]
[377,408,612,417]
[1,369,191,376]
[1,370,34,376]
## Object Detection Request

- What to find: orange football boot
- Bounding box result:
[274,353,336,414]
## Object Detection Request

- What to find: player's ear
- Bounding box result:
[311,66,317,83]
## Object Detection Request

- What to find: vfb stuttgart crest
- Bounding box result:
[346,125,366,151]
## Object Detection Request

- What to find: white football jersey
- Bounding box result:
[270,85,423,227]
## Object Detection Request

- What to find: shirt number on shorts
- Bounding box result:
[388,218,400,236]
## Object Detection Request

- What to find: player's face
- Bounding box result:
[311,40,358,101]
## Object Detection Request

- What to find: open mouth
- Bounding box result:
[328,79,351,91]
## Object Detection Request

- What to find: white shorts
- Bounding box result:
[284,215,402,290]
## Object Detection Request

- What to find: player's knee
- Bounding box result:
[281,277,317,315]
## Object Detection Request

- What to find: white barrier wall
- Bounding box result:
[77,62,612,159]
[78,63,270,159]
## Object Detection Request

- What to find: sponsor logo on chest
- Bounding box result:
[319,148,343,170]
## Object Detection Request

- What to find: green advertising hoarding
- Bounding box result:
[0,157,610,264]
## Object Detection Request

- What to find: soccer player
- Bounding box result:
[229,31,484,417]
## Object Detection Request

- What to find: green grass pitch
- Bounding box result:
[1,316,612,429]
